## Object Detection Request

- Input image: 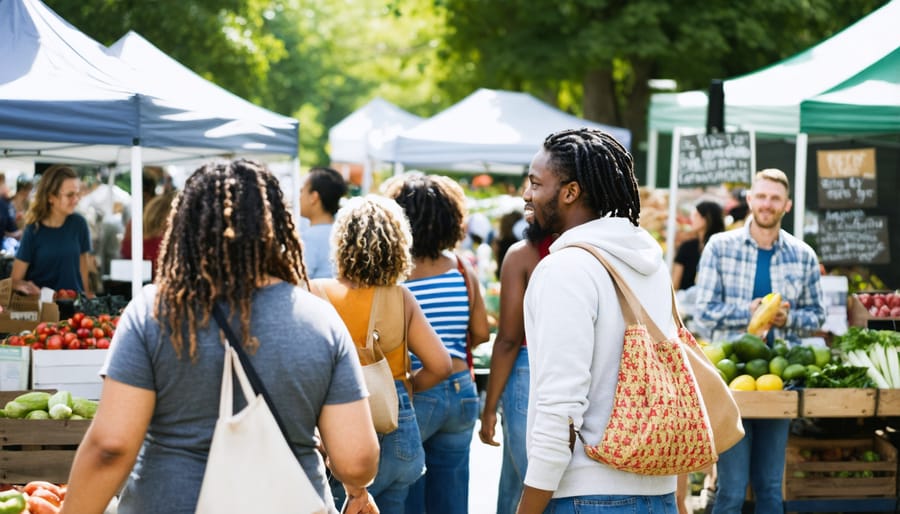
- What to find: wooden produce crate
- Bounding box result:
[875,388,900,416]
[0,418,89,484]
[784,436,897,499]
[731,390,799,418]
[801,388,876,417]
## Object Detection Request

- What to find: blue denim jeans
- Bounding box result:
[544,493,677,514]
[497,347,529,514]
[712,418,790,514]
[405,370,480,514]
[331,381,425,512]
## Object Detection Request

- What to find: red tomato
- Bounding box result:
[80,317,94,329]
[76,328,90,339]
[30,341,45,350]
[45,335,63,350]
[98,314,111,323]
[66,340,82,350]
[92,327,105,339]
[63,332,78,344]
[96,337,111,350]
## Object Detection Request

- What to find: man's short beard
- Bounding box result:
[524,219,552,244]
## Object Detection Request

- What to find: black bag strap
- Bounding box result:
[212,303,301,462]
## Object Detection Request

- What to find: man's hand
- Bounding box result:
[772,301,790,328]
[14,280,40,296]
[479,410,501,446]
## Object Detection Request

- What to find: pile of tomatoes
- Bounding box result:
[3,313,118,350]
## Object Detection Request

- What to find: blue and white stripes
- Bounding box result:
[404,269,470,368]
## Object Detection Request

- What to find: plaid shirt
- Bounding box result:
[694,221,825,344]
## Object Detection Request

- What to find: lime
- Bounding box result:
[756,374,784,391]
[773,341,789,357]
[769,356,789,377]
[813,347,832,368]
[719,341,733,357]
[745,358,770,379]
[716,359,739,383]
[729,374,757,391]
[702,345,726,365]
[716,368,728,383]
[782,363,808,381]
[806,364,822,375]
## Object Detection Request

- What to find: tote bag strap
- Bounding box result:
[364,288,387,362]
[564,243,670,342]
[212,304,301,463]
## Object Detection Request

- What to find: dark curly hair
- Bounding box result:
[381,173,467,259]
[543,128,640,226]
[154,159,307,361]
[332,195,413,286]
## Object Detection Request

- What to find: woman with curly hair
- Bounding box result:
[312,195,451,512]
[382,173,490,514]
[61,159,379,514]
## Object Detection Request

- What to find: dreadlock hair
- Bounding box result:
[542,128,640,226]
[26,165,78,228]
[381,172,467,260]
[306,167,348,216]
[154,159,308,361]
[331,195,413,286]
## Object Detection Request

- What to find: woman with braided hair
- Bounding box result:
[62,159,380,514]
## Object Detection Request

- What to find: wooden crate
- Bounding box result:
[801,388,876,417]
[784,436,897,499]
[0,415,89,484]
[876,388,900,416]
[731,390,799,418]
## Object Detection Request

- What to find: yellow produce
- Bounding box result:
[729,374,757,391]
[747,292,782,336]
[756,374,784,391]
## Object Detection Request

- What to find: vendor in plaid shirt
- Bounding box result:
[694,168,825,514]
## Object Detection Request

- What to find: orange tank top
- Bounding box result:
[313,280,410,385]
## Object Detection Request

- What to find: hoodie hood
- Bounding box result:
[550,217,664,276]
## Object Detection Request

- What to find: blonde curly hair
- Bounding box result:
[331,195,413,286]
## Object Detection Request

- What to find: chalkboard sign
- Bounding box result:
[818,210,890,265]
[677,132,753,186]
[817,148,877,208]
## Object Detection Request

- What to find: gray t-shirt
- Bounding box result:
[102,282,365,514]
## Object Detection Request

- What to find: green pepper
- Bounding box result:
[0,489,26,514]
[786,346,815,366]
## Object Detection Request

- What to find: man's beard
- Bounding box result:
[524,195,560,243]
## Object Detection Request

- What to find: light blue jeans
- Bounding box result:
[712,418,790,514]
[331,381,424,512]
[497,347,529,514]
[544,493,677,513]
[405,370,480,514]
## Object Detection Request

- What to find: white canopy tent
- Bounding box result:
[0,0,299,297]
[328,97,422,191]
[390,88,632,171]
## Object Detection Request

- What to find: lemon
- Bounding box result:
[756,374,784,391]
[729,374,757,391]
[702,345,726,365]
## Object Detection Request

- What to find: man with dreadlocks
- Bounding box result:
[517,128,680,514]
[61,159,379,514]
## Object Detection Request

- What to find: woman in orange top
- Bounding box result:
[311,195,451,513]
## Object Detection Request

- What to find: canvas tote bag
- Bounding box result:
[361,287,400,434]
[196,310,327,513]
[566,243,743,475]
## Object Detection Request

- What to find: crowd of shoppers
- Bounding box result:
[3,123,825,514]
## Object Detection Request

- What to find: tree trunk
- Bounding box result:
[582,67,617,125]
[623,60,654,148]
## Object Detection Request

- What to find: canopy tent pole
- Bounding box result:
[646,129,659,189]
[292,158,301,225]
[665,129,682,269]
[130,145,144,300]
[793,133,808,239]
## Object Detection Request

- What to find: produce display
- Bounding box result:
[0,481,67,513]
[1,391,97,420]
[1,313,117,350]
[701,333,834,391]
[836,328,900,388]
[854,292,900,319]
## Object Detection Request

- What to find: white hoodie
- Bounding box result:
[523,217,678,497]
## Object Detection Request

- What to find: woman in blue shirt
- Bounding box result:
[12,165,93,296]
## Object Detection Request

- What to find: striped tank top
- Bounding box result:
[404,268,470,369]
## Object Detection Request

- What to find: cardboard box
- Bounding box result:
[0,418,90,484]
[731,390,799,418]
[784,436,896,499]
[0,278,59,334]
[31,349,108,400]
[801,388,877,417]
[0,345,30,391]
